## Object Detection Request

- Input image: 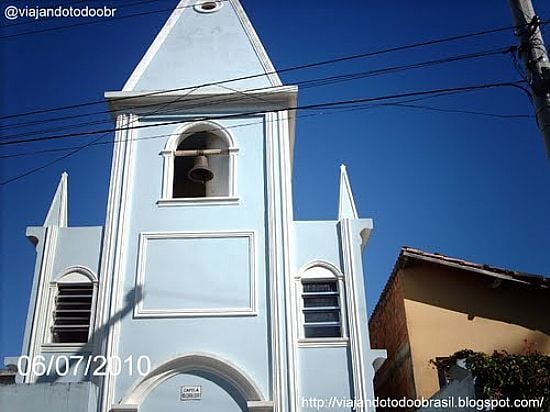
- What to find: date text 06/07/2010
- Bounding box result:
[17,355,151,377]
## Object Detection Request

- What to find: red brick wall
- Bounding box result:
[369,271,416,402]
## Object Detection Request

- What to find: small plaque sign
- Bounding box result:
[180,385,201,401]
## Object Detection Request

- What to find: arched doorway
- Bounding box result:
[111,353,272,412]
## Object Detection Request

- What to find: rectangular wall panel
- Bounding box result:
[134,231,256,317]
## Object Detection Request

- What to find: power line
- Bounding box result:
[0,10,541,185]
[0,46,512,140]
[0,90,479,160]
[383,102,534,119]
[2,20,545,122]
[0,81,525,149]
[0,84,204,186]
[0,1,227,39]
[0,105,338,161]
[0,78,527,189]
[0,47,514,134]
[0,94,533,161]
[2,1,543,43]
[0,0,174,28]
[0,135,109,186]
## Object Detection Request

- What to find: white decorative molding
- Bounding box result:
[265,111,288,410]
[27,225,58,383]
[101,113,137,412]
[122,1,189,91]
[134,230,257,318]
[297,338,349,348]
[248,400,275,412]
[278,110,298,412]
[97,113,128,412]
[156,197,239,207]
[55,265,99,283]
[294,260,350,345]
[160,120,238,201]
[115,352,267,408]
[263,109,298,411]
[110,405,138,412]
[340,219,368,408]
[105,87,297,113]
[295,260,344,280]
[229,0,282,87]
[163,120,236,152]
[40,343,91,353]
[338,164,359,220]
[41,266,99,349]
[43,172,68,227]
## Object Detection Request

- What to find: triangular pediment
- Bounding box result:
[123,0,281,92]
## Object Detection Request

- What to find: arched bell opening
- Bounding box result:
[160,120,237,201]
[173,131,230,198]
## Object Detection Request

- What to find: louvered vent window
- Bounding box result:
[52,283,93,343]
[302,280,342,338]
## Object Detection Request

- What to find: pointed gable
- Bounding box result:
[123,0,281,92]
[338,164,359,220]
[44,172,68,227]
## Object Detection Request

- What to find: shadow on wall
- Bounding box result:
[402,264,550,337]
[36,285,143,384]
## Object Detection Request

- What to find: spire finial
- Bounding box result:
[44,172,68,227]
[338,164,359,220]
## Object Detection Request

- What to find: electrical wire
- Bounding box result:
[0,0,176,28]
[0,92,533,161]
[0,84,204,185]
[1,10,544,185]
[0,0,227,39]
[0,81,526,149]
[2,2,547,43]
[2,20,546,122]
[0,46,513,140]
[384,102,534,119]
[0,80,529,187]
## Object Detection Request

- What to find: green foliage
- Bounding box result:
[432,348,550,411]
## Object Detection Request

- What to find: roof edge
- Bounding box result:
[369,246,548,323]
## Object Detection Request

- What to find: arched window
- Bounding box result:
[296,263,348,340]
[173,132,229,198]
[302,279,342,338]
[48,268,98,345]
[161,121,237,201]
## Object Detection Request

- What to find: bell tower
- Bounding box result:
[96,1,384,411]
[98,1,297,411]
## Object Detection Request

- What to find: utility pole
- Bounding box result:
[508,0,550,156]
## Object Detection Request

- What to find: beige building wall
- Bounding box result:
[400,266,550,399]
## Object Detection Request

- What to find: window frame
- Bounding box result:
[42,267,98,350]
[295,262,349,346]
[302,279,342,338]
[159,120,239,205]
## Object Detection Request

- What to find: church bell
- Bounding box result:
[188,155,214,183]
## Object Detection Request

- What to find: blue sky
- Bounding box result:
[1,0,550,362]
